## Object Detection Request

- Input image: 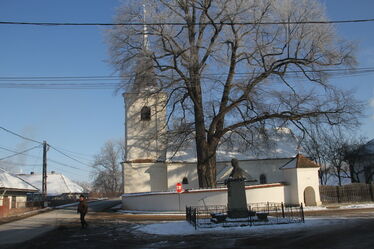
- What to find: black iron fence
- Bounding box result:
[320,183,374,204]
[186,202,304,229]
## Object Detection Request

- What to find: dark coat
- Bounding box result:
[77,200,88,214]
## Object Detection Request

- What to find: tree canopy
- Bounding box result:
[107,0,363,188]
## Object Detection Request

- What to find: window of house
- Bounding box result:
[260,174,267,184]
[11,196,16,209]
[141,106,151,121]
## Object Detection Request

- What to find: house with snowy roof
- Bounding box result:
[17,171,84,199]
[121,87,322,209]
[0,168,38,217]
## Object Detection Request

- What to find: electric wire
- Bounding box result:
[0,126,43,144]
[0,145,42,161]
[2,17,374,26]
[1,67,374,89]
[48,145,92,167]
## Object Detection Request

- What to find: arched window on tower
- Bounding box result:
[140,106,151,121]
[259,174,267,184]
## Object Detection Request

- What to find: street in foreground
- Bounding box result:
[3,208,374,249]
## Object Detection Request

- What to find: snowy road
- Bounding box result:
[3,207,374,249]
[0,199,121,247]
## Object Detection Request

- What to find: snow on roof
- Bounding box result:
[166,127,299,163]
[0,168,38,192]
[17,173,84,196]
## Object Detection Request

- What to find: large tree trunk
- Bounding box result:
[196,143,217,188]
[194,104,218,188]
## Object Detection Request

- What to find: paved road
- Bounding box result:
[0,199,121,247]
[4,208,374,249]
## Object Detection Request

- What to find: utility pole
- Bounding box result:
[42,141,48,207]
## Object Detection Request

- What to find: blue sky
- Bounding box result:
[0,0,373,183]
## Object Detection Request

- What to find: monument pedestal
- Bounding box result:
[227,178,248,218]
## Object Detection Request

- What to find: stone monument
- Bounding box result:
[226,158,249,218]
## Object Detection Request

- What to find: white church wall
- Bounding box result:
[166,163,199,191]
[296,168,322,206]
[281,168,300,205]
[164,159,289,191]
[122,183,286,211]
[235,159,290,184]
[123,162,168,193]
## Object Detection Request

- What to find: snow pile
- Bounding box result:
[339,203,374,209]
[137,219,336,236]
[0,168,38,191]
[17,173,84,196]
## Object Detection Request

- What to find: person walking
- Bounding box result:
[77,194,88,228]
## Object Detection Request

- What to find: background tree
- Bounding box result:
[342,139,374,183]
[108,0,362,188]
[91,140,124,196]
[301,126,367,185]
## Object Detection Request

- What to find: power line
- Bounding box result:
[49,145,92,167]
[0,144,87,172]
[0,126,43,144]
[0,145,42,161]
[2,18,374,26]
[0,67,374,90]
[48,157,88,172]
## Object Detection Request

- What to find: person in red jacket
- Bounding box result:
[77,194,88,228]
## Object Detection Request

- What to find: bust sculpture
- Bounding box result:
[229,158,246,180]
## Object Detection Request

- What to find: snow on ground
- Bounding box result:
[303,203,374,211]
[136,218,342,236]
[118,203,374,214]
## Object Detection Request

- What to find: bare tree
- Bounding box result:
[108,0,362,188]
[342,139,374,184]
[91,140,124,196]
[301,126,368,185]
[301,130,331,185]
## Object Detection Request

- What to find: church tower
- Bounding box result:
[123,87,167,162]
[121,5,168,194]
[123,6,167,163]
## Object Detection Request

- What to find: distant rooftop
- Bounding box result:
[17,172,84,196]
[0,168,38,192]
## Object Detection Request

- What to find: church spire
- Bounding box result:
[143,4,150,51]
[130,3,156,93]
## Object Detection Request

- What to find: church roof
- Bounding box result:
[166,127,299,163]
[280,154,320,169]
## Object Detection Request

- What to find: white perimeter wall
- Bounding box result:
[122,183,285,211]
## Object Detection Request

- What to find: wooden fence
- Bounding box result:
[320,183,374,204]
